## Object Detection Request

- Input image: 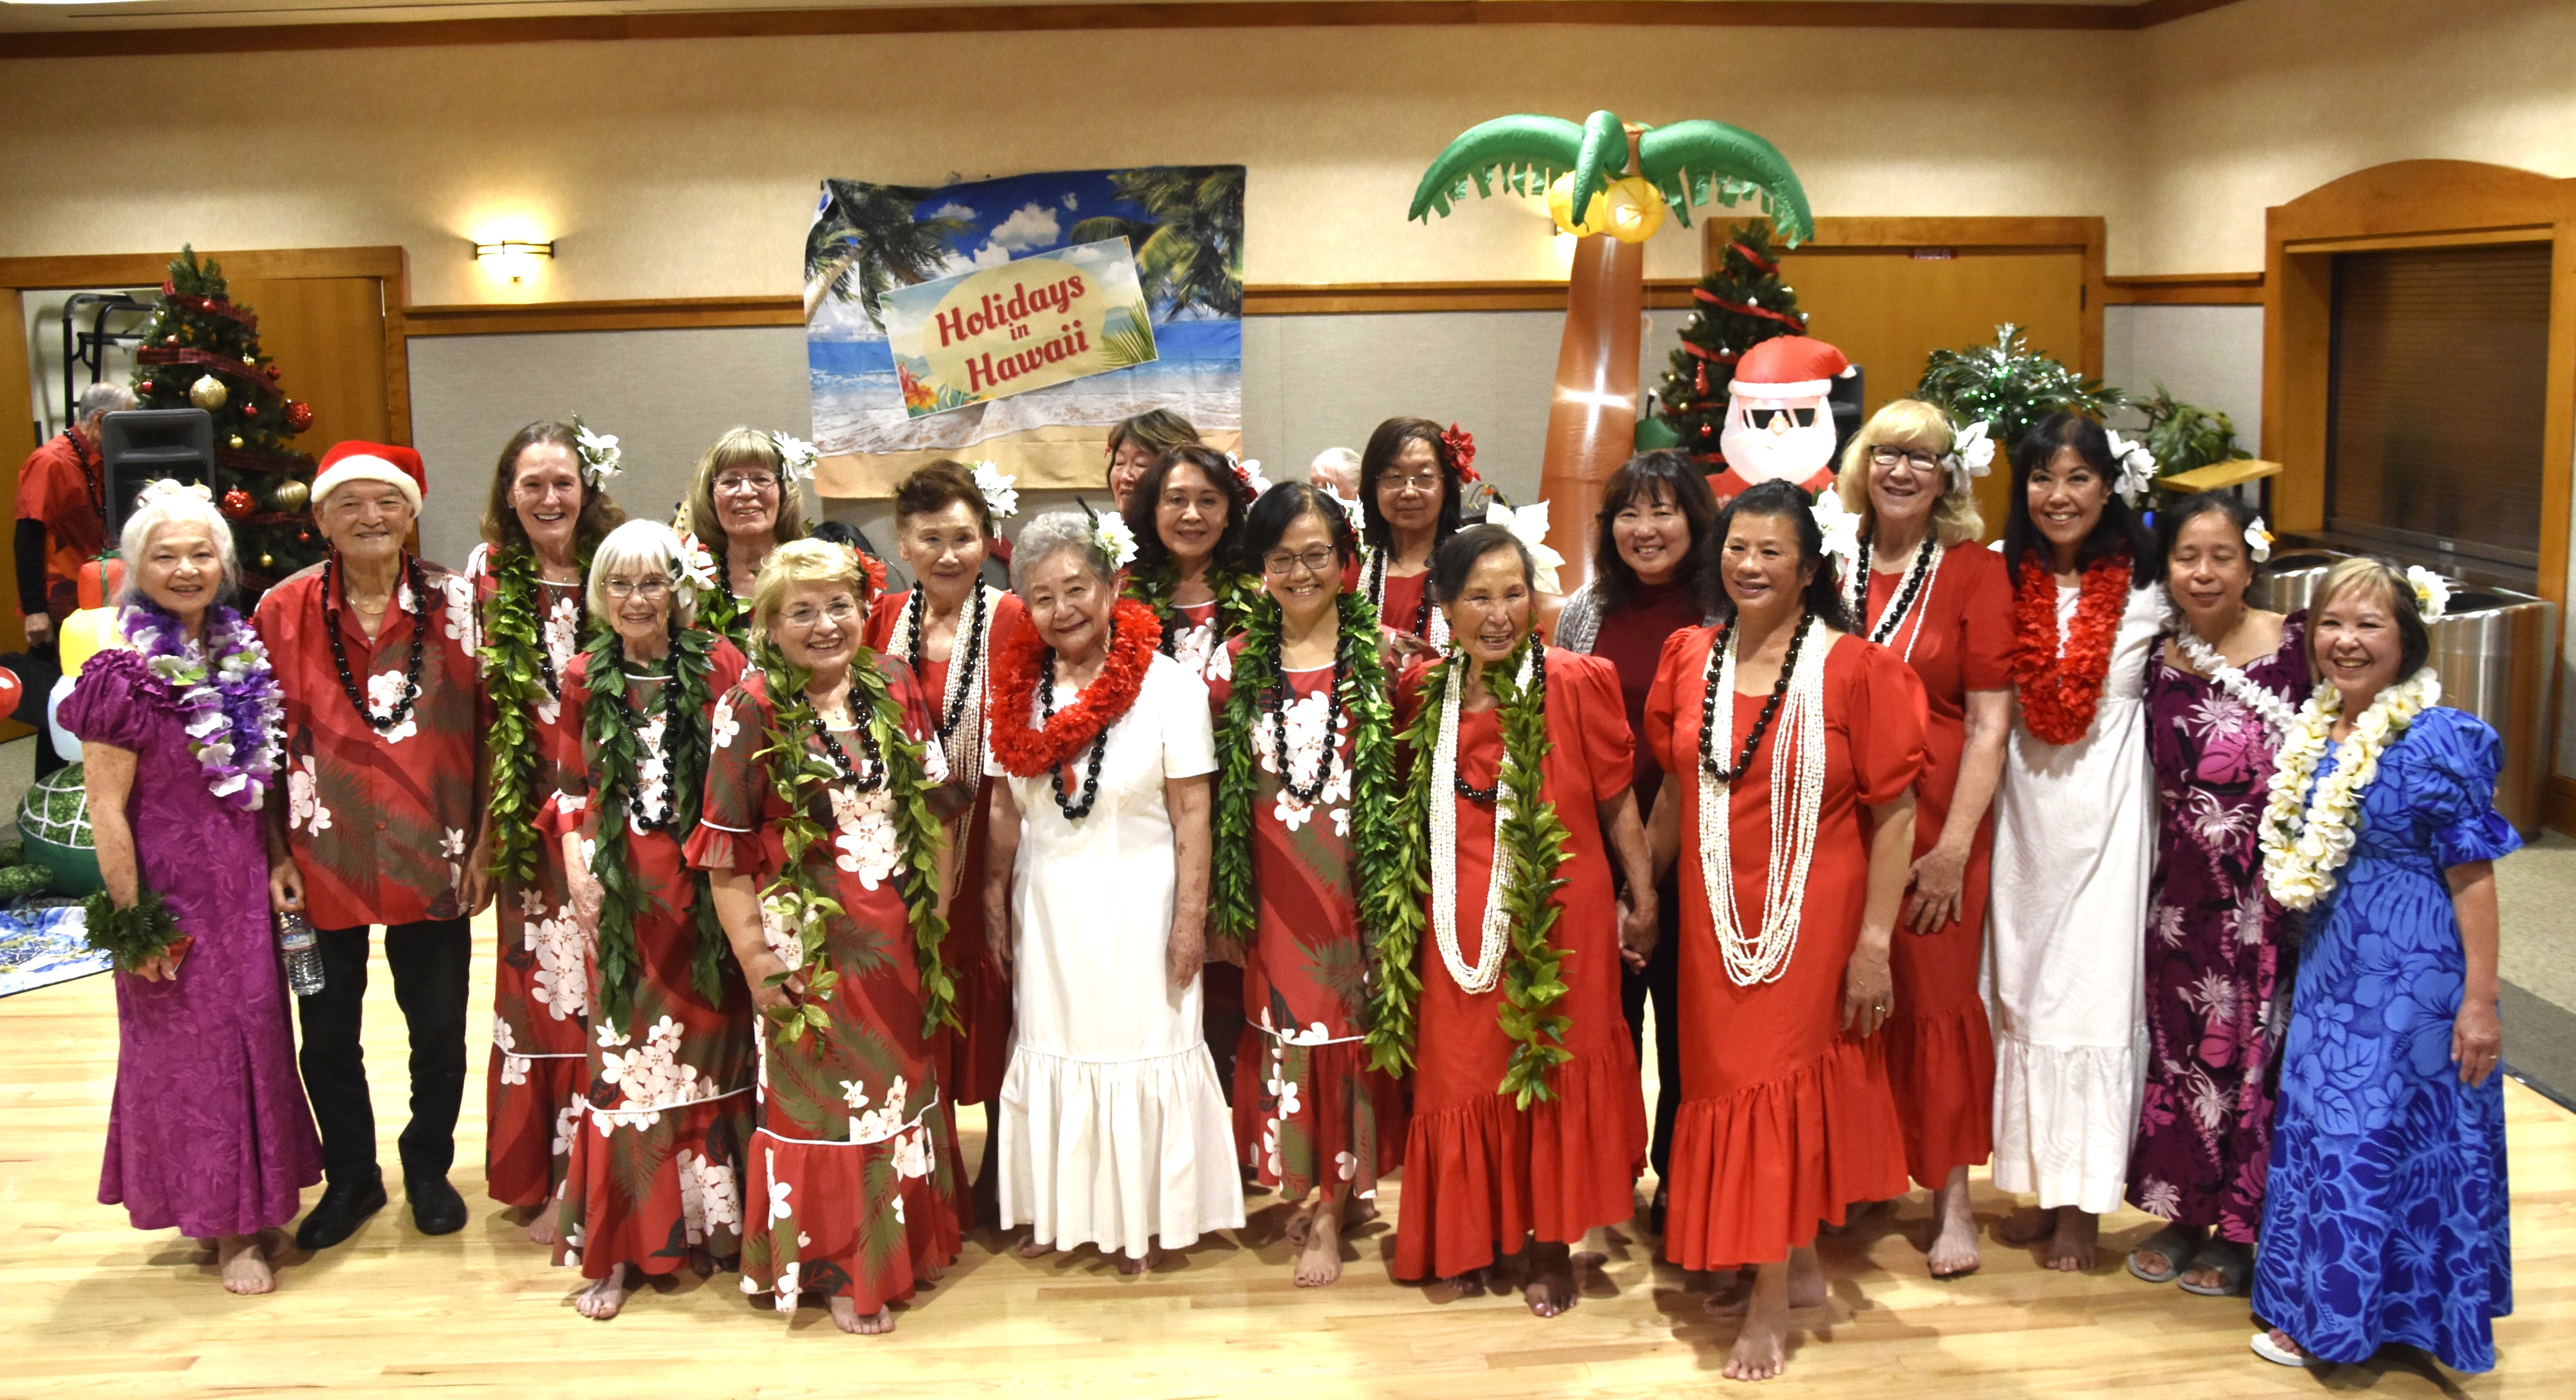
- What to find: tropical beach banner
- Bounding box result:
[803,165,1244,497]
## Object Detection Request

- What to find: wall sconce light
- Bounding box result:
[472,238,555,283]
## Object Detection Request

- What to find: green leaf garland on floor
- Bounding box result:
[581,621,726,1026]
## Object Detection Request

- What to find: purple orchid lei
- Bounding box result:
[122,600,286,811]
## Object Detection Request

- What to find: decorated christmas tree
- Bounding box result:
[128,246,321,591]
[1654,222,1809,466]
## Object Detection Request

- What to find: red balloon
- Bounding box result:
[0,666,21,718]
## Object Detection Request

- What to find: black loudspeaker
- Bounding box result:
[1829,367,1867,463]
[97,408,214,536]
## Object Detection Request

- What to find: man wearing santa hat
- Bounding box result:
[254,442,490,1249]
[1710,335,1858,501]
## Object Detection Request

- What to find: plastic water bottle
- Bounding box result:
[277,912,326,997]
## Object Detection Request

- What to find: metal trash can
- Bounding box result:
[2427,584,2558,836]
[2252,549,2353,615]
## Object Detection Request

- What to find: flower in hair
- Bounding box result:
[771,432,819,483]
[571,416,623,486]
[969,461,1020,520]
[1811,486,1862,564]
[1225,453,1272,501]
[138,477,213,506]
[2405,564,2452,621]
[1093,512,1139,570]
[1944,419,1995,487]
[2105,428,2157,505]
[675,530,719,592]
[2244,515,2274,563]
[1488,498,1564,594]
[1440,422,1481,483]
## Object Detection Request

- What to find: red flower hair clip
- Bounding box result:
[1441,422,1481,483]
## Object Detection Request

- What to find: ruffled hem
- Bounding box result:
[1881,1000,1995,1187]
[995,1042,1244,1259]
[1990,1030,2142,1214]
[739,1122,960,1315]
[1664,1036,1909,1268]
[680,823,779,881]
[554,1093,755,1279]
[1230,1029,1403,1204]
[485,1048,583,1209]
[1391,1050,1646,1282]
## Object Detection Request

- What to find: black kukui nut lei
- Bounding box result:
[1700,610,1809,782]
[1036,649,1109,820]
[1270,641,1345,806]
[1853,532,1936,645]
[906,582,987,741]
[810,703,890,795]
[324,552,428,733]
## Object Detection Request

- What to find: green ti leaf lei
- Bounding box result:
[1369,637,1575,1107]
[82,886,186,973]
[481,546,593,884]
[1122,561,1262,659]
[1211,590,1408,984]
[751,645,958,1051]
[581,622,729,1027]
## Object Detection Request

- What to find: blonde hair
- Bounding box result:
[585,518,699,628]
[747,537,864,654]
[686,427,811,562]
[1832,399,1984,546]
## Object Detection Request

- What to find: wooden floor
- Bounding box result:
[6,928,2572,1399]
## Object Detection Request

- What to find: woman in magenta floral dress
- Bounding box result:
[687,539,964,1336]
[2126,494,2306,1297]
[545,521,753,1320]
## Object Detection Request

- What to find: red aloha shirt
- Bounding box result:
[253,553,483,931]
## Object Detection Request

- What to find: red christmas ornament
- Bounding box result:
[219,488,256,520]
[284,400,313,432]
[242,403,258,418]
[296,530,312,543]
[137,380,155,395]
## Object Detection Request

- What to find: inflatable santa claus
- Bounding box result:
[1710,335,1857,501]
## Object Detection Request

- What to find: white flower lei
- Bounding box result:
[1700,617,1831,986]
[2257,667,2441,910]
[1427,642,1535,995]
[2166,612,2297,736]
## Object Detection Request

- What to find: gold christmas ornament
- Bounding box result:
[228,434,244,450]
[271,478,310,512]
[260,552,274,568]
[189,374,228,411]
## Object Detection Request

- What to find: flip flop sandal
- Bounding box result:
[2125,1225,2200,1284]
[2178,1240,2251,1296]
[2250,1330,2321,1368]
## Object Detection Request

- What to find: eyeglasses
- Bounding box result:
[1379,473,1442,494]
[1262,546,1338,577]
[603,578,672,600]
[780,601,859,629]
[715,473,779,494]
[1869,447,1943,472]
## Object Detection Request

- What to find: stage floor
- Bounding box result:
[6,923,2570,1398]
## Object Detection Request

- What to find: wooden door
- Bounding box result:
[226,276,393,453]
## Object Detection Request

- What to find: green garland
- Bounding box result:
[1122,561,1261,658]
[1368,637,1575,1107]
[752,645,958,1050]
[1211,591,1407,976]
[481,546,593,883]
[581,623,728,1025]
[695,579,747,646]
[82,886,185,973]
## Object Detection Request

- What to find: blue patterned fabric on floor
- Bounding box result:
[0,904,102,998]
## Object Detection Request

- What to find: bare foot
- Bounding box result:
[573,1264,627,1320]
[216,1234,274,1295]
[1784,1246,1825,1309]
[1722,1261,1791,1381]
[1523,1241,1576,1318]
[829,1297,895,1335]
[1927,1168,1981,1279]
[526,1209,558,1248]
[1294,1201,1343,1287]
[1994,1205,2057,1246]
[2047,1208,2099,1272]
[1116,1247,1161,1275]
[1012,1232,1053,1259]
[1436,1266,1492,1300]
[1283,1197,1318,1247]
[1701,1266,1754,1315]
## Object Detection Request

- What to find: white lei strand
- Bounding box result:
[1428,643,1534,995]
[1700,618,1831,987]
[2166,612,2297,736]
[1364,545,1451,649]
[2256,667,2441,910]
[890,585,994,788]
[1844,538,1943,663]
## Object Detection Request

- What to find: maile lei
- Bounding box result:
[1211,590,1406,968]
[1369,635,1574,1108]
[752,644,958,1048]
[123,600,284,809]
[2257,667,2442,910]
[2166,615,2298,736]
[481,545,592,883]
[2009,553,2133,746]
[987,596,1161,783]
[581,621,729,1025]
[1123,561,1261,661]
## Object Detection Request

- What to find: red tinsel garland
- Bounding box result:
[2009,553,2133,746]
[987,597,1162,778]
[1727,240,1779,276]
[160,287,257,331]
[1691,287,1808,331]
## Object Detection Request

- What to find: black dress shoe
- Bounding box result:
[295,1175,388,1250]
[407,1174,468,1235]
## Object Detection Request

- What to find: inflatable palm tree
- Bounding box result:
[1410,111,1813,587]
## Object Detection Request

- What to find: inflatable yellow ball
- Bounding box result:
[1601,176,1669,245]
[1546,172,1608,238]
[56,605,121,678]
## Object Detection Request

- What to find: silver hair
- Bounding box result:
[1008,510,1117,595]
[1308,446,1360,490]
[586,518,700,628]
[78,381,134,425]
[115,481,241,607]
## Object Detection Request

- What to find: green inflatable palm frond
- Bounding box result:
[1636,119,1815,245]
[1408,113,1589,222]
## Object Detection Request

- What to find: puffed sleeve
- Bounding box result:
[1160,655,1218,780]
[534,655,591,842]
[1553,650,1634,803]
[683,681,773,878]
[1643,627,1705,779]
[1847,640,1932,806]
[58,647,157,753]
[2405,707,2523,870]
[1953,545,2017,692]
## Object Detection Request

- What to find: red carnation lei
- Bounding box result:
[987,597,1163,778]
[2009,553,2132,747]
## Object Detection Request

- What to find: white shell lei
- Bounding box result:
[1700,617,1832,986]
[1428,644,1534,995]
[2166,615,2297,737]
[886,585,997,794]
[2256,667,2441,910]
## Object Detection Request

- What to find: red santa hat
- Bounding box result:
[1727,336,1855,400]
[312,440,426,513]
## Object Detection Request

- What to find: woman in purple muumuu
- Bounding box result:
[61,479,319,1296]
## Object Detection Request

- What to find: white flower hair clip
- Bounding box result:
[138,477,214,506]
[1490,498,1565,594]
[1093,511,1138,570]
[1226,453,1273,500]
[674,530,719,592]
[571,416,622,487]
[2105,429,2158,506]
[1811,487,1862,565]
[2244,515,2274,564]
[2405,564,2452,621]
[1943,419,1996,489]
[770,432,819,483]
[968,461,1020,521]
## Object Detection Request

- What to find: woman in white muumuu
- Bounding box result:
[982,511,1244,1272]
